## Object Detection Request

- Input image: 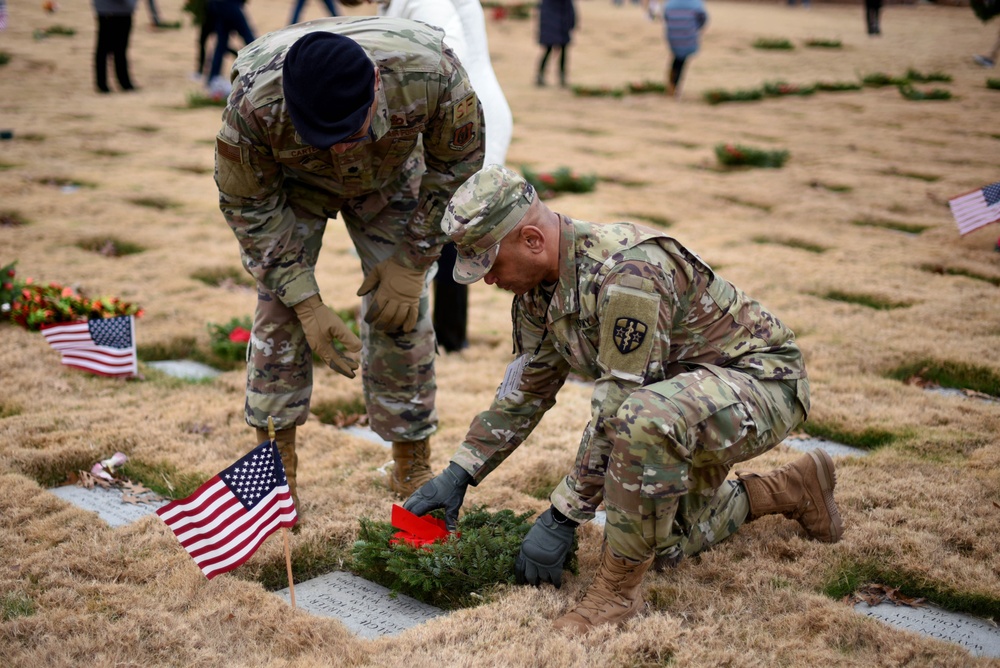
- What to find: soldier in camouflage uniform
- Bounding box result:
[214,16,485,507]
[405,165,843,634]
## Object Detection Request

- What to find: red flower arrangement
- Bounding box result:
[1,261,143,331]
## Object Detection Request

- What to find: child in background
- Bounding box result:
[536,0,575,87]
[651,0,707,98]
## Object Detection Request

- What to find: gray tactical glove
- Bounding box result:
[402,462,473,532]
[515,507,577,588]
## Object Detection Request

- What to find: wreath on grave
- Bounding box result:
[703,87,765,105]
[897,85,952,101]
[481,1,534,20]
[715,143,789,169]
[521,166,598,199]
[1,261,143,331]
[627,80,667,95]
[207,316,254,362]
[350,506,578,609]
[571,84,626,98]
[762,80,816,97]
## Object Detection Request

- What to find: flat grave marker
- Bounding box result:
[146,359,222,380]
[784,436,869,458]
[275,570,444,639]
[343,425,392,448]
[855,602,1000,659]
[49,484,166,527]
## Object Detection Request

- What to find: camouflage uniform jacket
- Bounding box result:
[452,216,809,522]
[215,16,484,307]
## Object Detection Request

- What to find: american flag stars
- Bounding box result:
[221,449,286,509]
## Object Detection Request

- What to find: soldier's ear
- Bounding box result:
[520,225,545,251]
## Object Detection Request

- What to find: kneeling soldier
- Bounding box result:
[404,165,842,634]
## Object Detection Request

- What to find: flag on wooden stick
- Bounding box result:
[949,181,1000,236]
[41,315,138,377]
[156,439,298,580]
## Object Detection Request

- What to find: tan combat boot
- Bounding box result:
[552,542,654,636]
[387,438,434,497]
[257,426,299,512]
[737,449,843,543]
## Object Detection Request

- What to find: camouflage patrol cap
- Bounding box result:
[442,165,537,284]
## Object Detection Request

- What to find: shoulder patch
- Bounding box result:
[449,122,476,151]
[453,92,477,122]
[598,283,659,382]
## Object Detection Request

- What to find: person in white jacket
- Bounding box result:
[343,0,514,352]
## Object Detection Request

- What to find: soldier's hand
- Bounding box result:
[402,462,472,532]
[356,258,425,333]
[292,294,362,379]
[515,507,577,589]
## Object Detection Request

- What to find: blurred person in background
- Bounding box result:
[342,0,513,352]
[536,0,575,86]
[205,0,255,99]
[289,0,338,26]
[645,0,707,98]
[93,0,138,93]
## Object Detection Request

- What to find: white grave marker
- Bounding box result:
[146,359,222,380]
[49,484,166,527]
[275,571,444,638]
[784,436,869,458]
[855,602,1000,658]
[343,425,392,448]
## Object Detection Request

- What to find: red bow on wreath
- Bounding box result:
[390,504,453,548]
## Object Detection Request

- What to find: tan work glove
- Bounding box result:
[356,257,425,333]
[292,294,362,379]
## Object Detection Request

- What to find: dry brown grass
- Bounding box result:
[2,0,1000,665]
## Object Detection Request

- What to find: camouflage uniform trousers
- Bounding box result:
[246,162,438,442]
[602,364,808,562]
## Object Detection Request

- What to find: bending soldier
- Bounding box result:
[214,17,485,509]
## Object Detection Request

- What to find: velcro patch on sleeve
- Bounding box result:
[449,122,476,151]
[216,136,245,164]
[452,92,477,122]
[598,283,660,382]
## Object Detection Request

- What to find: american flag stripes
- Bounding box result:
[156,440,298,580]
[40,315,138,377]
[949,181,1000,236]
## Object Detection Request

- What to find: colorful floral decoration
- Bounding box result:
[1,261,143,331]
[570,84,626,98]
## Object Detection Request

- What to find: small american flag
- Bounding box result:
[949,181,1000,236]
[156,440,297,580]
[41,315,137,377]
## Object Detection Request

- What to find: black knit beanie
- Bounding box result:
[282,31,376,149]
